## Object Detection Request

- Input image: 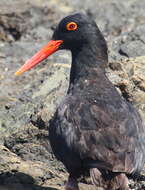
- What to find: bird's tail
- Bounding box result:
[90,168,130,190]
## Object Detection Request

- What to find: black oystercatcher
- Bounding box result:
[15,13,145,190]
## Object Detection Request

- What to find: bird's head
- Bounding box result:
[15,13,107,75]
[52,13,99,50]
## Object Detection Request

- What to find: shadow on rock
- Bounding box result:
[0,172,58,190]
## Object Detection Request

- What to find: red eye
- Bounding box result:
[66,22,78,31]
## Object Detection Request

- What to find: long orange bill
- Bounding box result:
[15,40,63,76]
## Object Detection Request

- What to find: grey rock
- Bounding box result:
[119,40,145,57]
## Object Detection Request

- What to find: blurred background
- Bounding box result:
[0,0,145,190]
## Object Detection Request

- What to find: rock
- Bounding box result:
[0,144,97,190]
[119,41,145,58]
[0,144,65,190]
[107,56,145,122]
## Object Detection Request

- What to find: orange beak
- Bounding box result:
[15,40,63,76]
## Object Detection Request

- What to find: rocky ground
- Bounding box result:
[0,0,145,189]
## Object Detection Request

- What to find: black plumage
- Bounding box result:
[48,13,145,190]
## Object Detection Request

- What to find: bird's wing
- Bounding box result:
[61,95,145,174]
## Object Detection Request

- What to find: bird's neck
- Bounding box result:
[69,44,108,86]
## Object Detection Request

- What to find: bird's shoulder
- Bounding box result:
[57,89,139,132]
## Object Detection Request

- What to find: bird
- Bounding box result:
[15,13,145,190]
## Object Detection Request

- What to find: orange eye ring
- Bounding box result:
[66,22,78,31]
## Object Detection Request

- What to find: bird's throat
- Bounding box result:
[69,45,107,85]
